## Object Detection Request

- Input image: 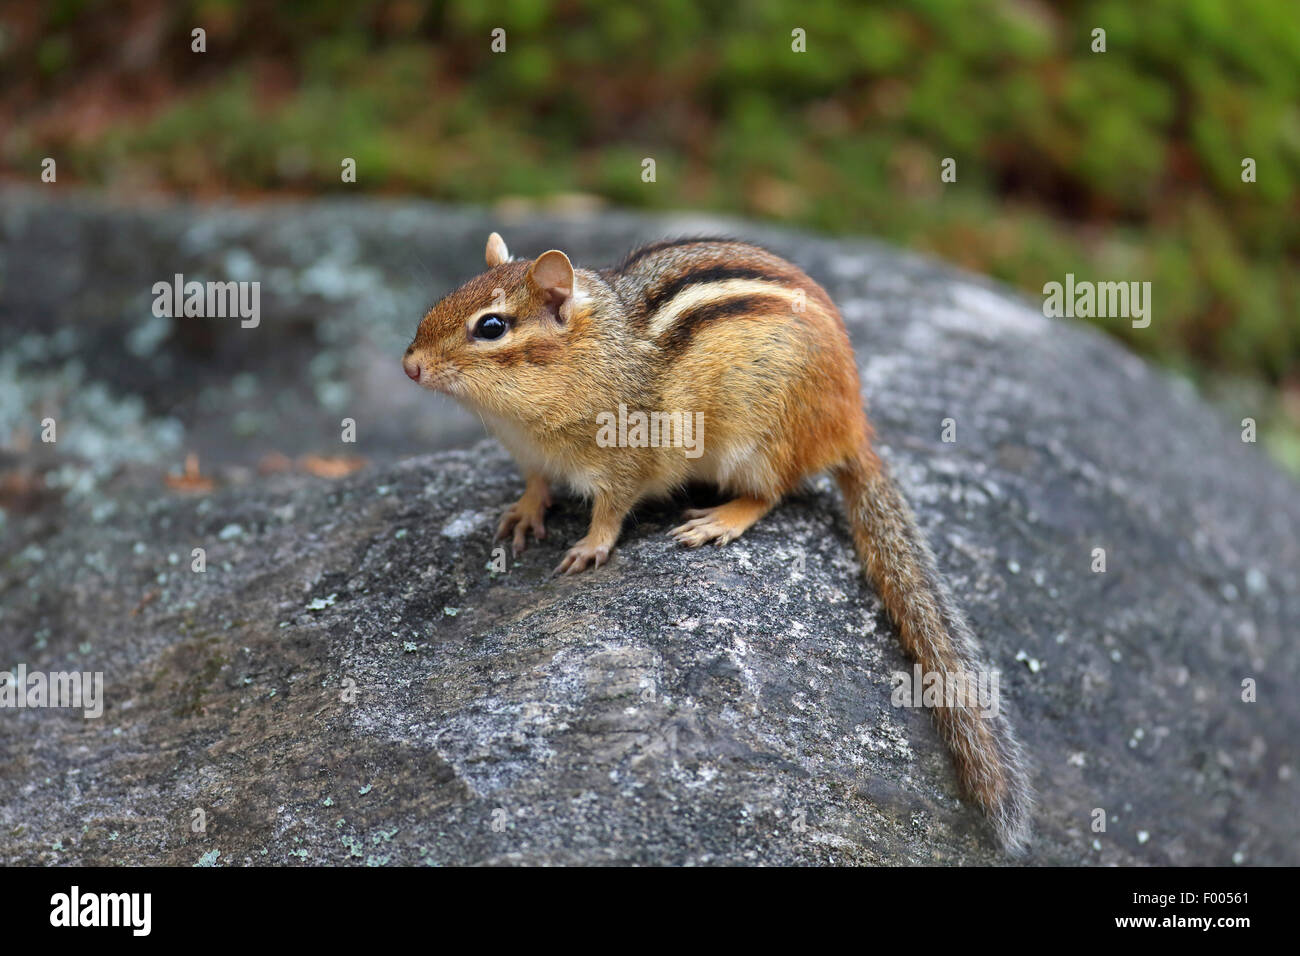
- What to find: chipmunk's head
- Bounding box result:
[403,232,592,422]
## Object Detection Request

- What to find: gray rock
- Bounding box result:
[1,193,1297,865]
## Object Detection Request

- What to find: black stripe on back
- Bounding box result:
[645,265,781,313]
[616,236,739,271]
[657,293,791,353]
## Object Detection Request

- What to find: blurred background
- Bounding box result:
[1,0,1298,470]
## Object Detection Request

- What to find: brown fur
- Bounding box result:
[403,233,1033,850]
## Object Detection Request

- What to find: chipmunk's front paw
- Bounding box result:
[495,499,548,556]
[553,538,612,575]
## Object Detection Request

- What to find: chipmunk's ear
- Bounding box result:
[485,232,510,267]
[527,250,574,316]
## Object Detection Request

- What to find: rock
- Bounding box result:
[1,193,1297,865]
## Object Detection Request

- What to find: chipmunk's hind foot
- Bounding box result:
[669,496,773,547]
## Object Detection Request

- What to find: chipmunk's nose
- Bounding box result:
[402,355,421,382]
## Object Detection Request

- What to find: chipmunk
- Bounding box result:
[403,232,1033,851]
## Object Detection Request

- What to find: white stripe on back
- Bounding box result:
[647,278,795,338]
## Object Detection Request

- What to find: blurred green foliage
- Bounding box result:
[4,0,1299,464]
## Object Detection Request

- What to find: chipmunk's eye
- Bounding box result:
[473,313,510,341]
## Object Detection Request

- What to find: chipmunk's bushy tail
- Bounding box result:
[835,444,1033,853]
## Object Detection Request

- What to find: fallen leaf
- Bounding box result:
[258,451,293,475]
[164,452,215,493]
[299,454,368,478]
